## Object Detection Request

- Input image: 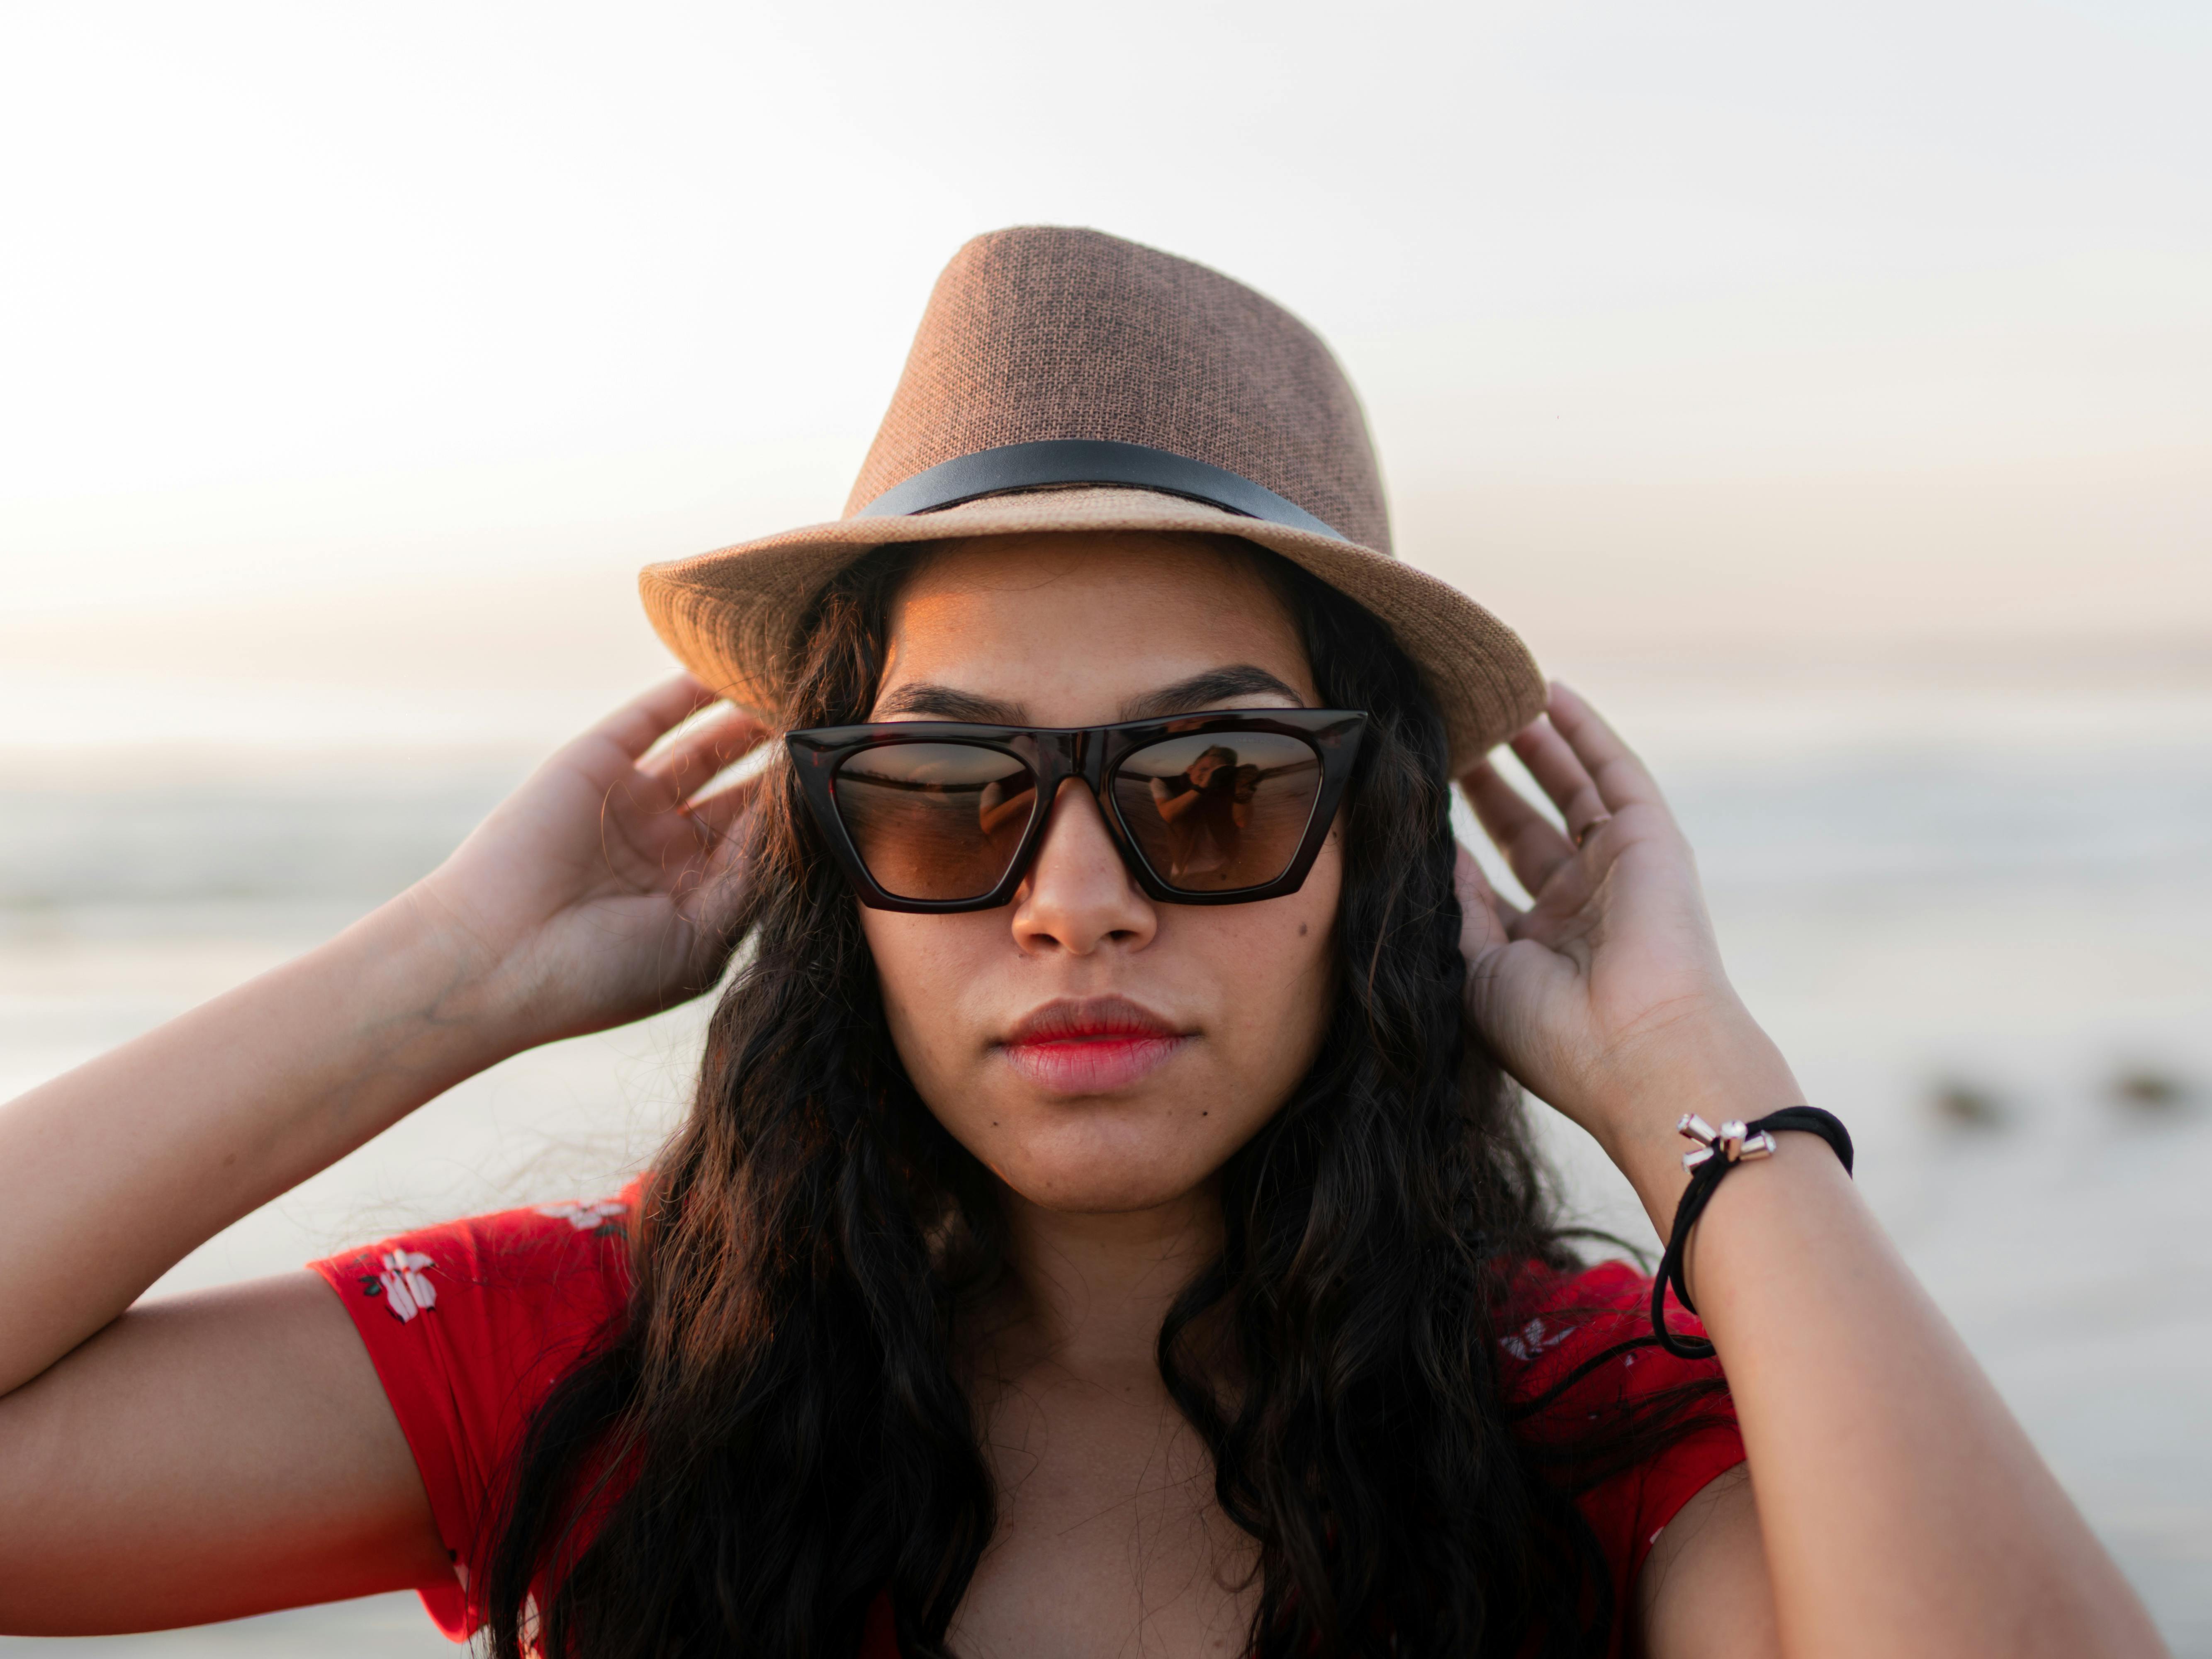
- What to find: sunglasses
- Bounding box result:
[786,709,1366,913]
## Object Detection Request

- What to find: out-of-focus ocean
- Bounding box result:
[3,660,2207,1655]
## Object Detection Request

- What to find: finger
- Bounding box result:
[1509,720,1612,847]
[1458,759,1577,895]
[594,674,720,762]
[1545,682,1666,815]
[682,772,762,839]
[645,707,769,802]
[1453,841,1525,933]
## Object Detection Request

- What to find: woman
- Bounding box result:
[0,229,2165,1659]
[1141,743,1259,880]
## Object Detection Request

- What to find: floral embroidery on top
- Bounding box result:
[1499,1314,1576,1362]
[537,1198,628,1236]
[358,1248,438,1321]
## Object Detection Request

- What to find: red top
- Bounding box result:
[313,1190,1742,1658]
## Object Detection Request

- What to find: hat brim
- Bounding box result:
[638,486,1545,774]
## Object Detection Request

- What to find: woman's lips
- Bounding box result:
[995,997,1191,1095]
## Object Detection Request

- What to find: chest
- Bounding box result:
[945,1374,1259,1659]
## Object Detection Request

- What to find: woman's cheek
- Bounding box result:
[1201,855,1340,1103]
[859,909,974,1099]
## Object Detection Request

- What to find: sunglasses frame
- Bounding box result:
[786,708,1368,914]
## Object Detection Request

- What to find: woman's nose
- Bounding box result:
[1009,779,1157,956]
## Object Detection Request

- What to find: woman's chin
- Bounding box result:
[971,1102,1257,1216]
[1000,1168,1211,1216]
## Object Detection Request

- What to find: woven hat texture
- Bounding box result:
[844,228,1390,553]
[640,226,1543,771]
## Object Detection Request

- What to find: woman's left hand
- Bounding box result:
[1456,686,2174,1659]
[1453,684,1801,1187]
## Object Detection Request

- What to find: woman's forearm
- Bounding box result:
[1612,1093,2166,1659]
[0,890,526,1398]
[1453,689,2161,1656]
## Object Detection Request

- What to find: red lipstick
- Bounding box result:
[995,996,1190,1096]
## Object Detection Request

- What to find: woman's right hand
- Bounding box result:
[406,674,767,1050]
[0,683,769,1628]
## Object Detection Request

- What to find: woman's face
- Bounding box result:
[859,531,1341,1216]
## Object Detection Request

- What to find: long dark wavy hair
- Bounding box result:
[484,536,1720,1659]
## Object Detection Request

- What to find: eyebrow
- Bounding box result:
[1119,665,1306,720]
[870,684,1028,722]
[871,664,1306,726]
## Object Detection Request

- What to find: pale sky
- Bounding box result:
[2,0,2207,748]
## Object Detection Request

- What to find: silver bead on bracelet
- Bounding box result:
[1653,1106,1852,1356]
[1676,1113,1778,1172]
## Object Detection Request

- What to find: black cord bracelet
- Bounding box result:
[1650,1106,1854,1360]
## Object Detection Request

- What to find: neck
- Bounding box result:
[986,1180,1223,1382]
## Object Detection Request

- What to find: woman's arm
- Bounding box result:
[0,676,759,1628]
[0,1275,444,1632]
[1456,684,2167,1659]
[0,885,521,1403]
[1151,774,1201,821]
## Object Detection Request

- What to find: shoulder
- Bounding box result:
[307,1182,641,1637]
[313,1183,637,1339]
[1494,1257,1747,1634]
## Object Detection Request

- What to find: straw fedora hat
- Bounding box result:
[639,226,1543,771]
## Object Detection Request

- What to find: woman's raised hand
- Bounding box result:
[1453,684,1801,1182]
[0,675,765,1413]
[408,674,767,1048]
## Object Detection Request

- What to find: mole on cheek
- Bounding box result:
[1298,923,1308,937]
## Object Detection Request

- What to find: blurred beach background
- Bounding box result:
[3,1,2208,1652]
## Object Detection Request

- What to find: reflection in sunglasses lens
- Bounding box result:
[835,743,1038,902]
[1112,732,1322,892]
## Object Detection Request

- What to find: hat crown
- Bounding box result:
[843,227,1392,555]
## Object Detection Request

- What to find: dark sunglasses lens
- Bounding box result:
[1112,731,1324,893]
[833,743,1038,902]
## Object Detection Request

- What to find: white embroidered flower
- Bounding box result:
[537,1198,628,1232]
[376,1249,437,1321]
[1499,1315,1574,1362]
